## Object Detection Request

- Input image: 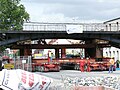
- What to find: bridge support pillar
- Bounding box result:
[85,47,103,59]
[85,40,103,59]
[85,48,96,58]
[96,47,103,59]
[20,49,31,56]
[55,48,59,59]
[24,49,31,56]
[20,49,24,56]
[61,48,66,58]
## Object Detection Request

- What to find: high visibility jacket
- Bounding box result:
[109,59,114,65]
[80,60,85,66]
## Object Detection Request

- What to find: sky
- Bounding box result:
[21,0,120,23]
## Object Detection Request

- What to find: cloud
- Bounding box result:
[21,0,120,22]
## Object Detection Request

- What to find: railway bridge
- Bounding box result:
[0,22,120,58]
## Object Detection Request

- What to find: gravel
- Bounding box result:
[48,76,120,90]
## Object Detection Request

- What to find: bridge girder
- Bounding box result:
[10,43,111,49]
[0,31,120,48]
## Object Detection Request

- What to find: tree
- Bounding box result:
[0,0,29,31]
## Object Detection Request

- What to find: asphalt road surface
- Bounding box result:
[35,70,120,80]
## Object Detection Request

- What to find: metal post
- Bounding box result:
[27,56,29,71]
[17,56,18,69]
[29,56,32,71]
[25,56,31,71]
[14,55,16,69]
[23,56,24,70]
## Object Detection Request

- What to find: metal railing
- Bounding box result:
[23,22,120,32]
[23,23,66,31]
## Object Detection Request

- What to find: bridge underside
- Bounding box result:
[0,31,120,48]
[10,43,111,49]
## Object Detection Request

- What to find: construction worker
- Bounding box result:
[109,57,115,73]
[86,59,91,72]
[48,50,53,62]
[80,60,85,72]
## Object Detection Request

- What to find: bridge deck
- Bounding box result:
[0,22,120,48]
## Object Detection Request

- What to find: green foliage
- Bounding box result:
[116,60,120,64]
[0,46,6,52]
[0,0,29,31]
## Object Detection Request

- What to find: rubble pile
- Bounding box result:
[50,76,120,90]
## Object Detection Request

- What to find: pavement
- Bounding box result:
[35,70,120,90]
[35,70,120,80]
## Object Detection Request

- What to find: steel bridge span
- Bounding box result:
[0,22,120,48]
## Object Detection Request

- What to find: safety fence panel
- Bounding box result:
[13,56,32,72]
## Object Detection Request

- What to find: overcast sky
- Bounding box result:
[21,0,120,23]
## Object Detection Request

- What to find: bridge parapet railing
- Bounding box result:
[84,23,120,31]
[23,22,120,32]
[83,23,104,31]
[23,23,66,31]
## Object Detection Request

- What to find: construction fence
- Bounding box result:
[12,56,32,72]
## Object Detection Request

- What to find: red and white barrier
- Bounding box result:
[0,69,52,90]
